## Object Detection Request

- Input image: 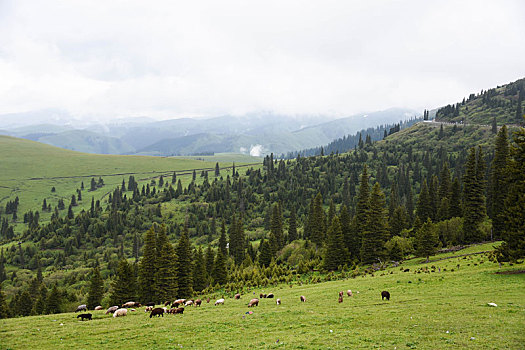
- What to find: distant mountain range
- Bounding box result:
[0,108,419,156]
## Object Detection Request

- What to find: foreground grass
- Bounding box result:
[1,245,523,349]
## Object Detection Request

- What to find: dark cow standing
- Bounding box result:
[381,291,390,301]
[195,299,202,307]
[150,307,165,318]
[173,307,184,314]
[300,295,306,302]
[234,293,241,300]
[77,313,92,321]
[266,293,274,298]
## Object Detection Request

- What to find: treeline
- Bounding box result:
[1,120,524,319]
[286,117,421,158]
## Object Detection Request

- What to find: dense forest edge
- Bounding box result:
[0,78,524,319]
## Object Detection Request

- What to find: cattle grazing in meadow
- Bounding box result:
[122,301,141,308]
[113,308,128,317]
[381,291,390,301]
[77,313,92,321]
[173,307,184,314]
[106,306,119,314]
[206,297,211,303]
[215,298,225,306]
[248,298,259,307]
[338,296,343,303]
[300,295,306,302]
[195,299,202,307]
[234,293,241,299]
[347,290,353,297]
[338,291,344,298]
[94,306,103,310]
[150,308,165,318]
[145,306,153,312]
[276,298,281,305]
[260,293,267,298]
[185,300,194,307]
[266,293,274,298]
[75,304,87,312]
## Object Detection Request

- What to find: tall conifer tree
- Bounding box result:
[138,226,157,302]
[87,267,104,309]
[490,125,509,239]
[360,183,388,264]
[463,147,486,243]
[323,216,347,270]
[175,225,193,298]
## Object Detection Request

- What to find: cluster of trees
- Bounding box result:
[1,113,524,319]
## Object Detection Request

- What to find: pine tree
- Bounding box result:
[389,240,403,261]
[449,177,462,218]
[192,247,207,292]
[495,123,525,262]
[288,206,298,242]
[491,116,497,134]
[138,226,157,302]
[360,183,388,264]
[17,290,33,316]
[463,147,486,243]
[87,267,104,309]
[416,179,432,222]
[156,228,177,303]
[354,165,370,240]
[390,206,408,236]
[269,203,284,252]
[32,284,47,315]
[218,221,227,256]
[215,162,220,177]
[212,248,228,285]
[310,193,326,246]
[175,225,193,298]
[205,246,215,277]
[46,284,61,314]
[416,219,438,262]
[258,238,272,267]
[110,259,137,305]
[490,125,509,239]
[323,216,347,271]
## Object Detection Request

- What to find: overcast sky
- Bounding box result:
[0,0,524,121]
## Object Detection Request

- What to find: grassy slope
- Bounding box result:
[1,243,523,349]
[0,135,259,229]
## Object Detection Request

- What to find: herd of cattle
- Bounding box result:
[74,289,391,321]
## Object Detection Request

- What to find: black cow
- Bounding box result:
[381,291,390,301]
[77,313,92,321]
[150,307,165,318]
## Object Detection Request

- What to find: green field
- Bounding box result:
[0,135,260,230]
[1,243,523,349]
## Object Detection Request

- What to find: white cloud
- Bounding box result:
[250,145,264,157]
[0,0,524,120]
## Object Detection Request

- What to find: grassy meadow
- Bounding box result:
[1,243,523,349]
[0,135,260,230]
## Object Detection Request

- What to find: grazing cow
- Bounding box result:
[346,290,353,297]
[172,301,180,308]
[122,301,137,308]
[259,293,267,298]
[164,301,171,306]
[338,291,344,297]
[174,299,185,306]
[234,293,241,300]
[248,298,259,307]
[195,299,202,307]
[266,293,274,299]
[150,307,165,318]
[94,306,103,310]
[185,300,194,307]
[338,296,343,303]
[77,313,92,321]
[173,307,184,314]
[215,298,225,306]
[75,304,87,312]
[145,302,156,307]
[276,298,281,305]
[381,291,390,301]
[206,297,210,303]
[113,308,127,317]
[106,306,119,314]
[145,306,153,312]
[300,295,306,302]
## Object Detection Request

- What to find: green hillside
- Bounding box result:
[435,77,524,125]
[0,135,258,225]
[1,243,523,349]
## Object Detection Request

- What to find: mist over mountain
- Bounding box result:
[0,108,418,156]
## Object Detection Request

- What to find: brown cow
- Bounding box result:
[338,291,344,297]
[338,296,343,303]
[248,298,259,307]
[260,293,267,298]
[234,293,241,300]
[300,295,306,302]
[174,307,184,314]
[346,290,353,297]
[206,297,210,303]
[195,299,202,307]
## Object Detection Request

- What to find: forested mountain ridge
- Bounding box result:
[0,80,524,319]
[435,77,524,125]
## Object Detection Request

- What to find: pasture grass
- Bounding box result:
[1,244,523,349]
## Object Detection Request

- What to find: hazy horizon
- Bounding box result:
[1,1,524,122]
